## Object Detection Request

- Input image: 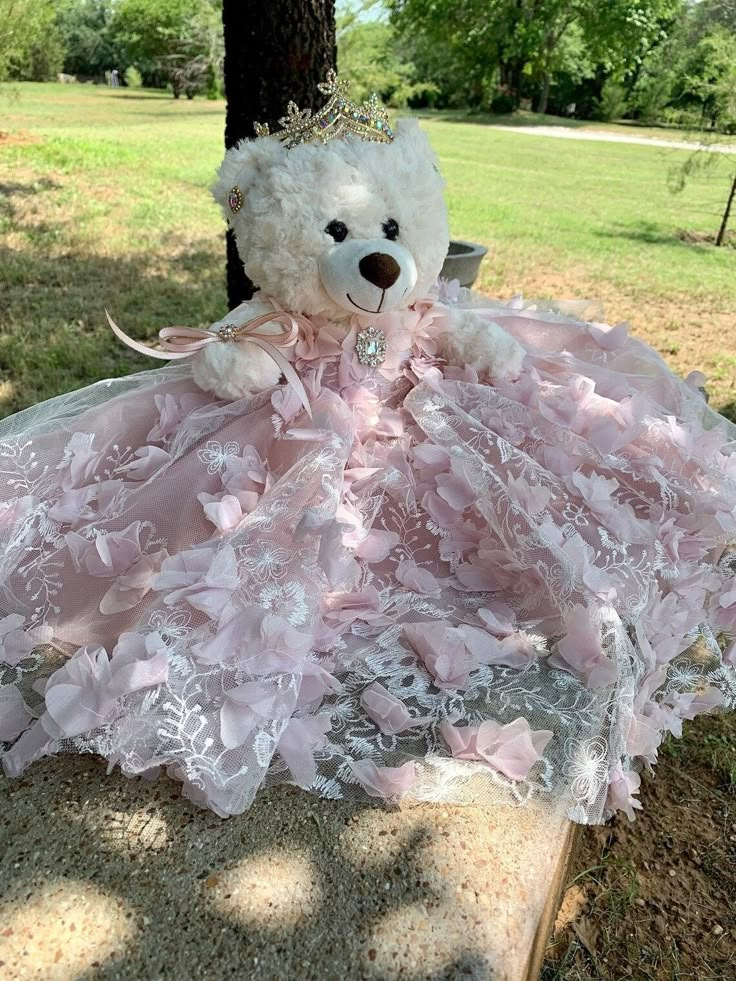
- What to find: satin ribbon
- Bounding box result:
[106,307,314,418]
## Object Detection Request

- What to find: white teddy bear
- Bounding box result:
[191,116,525,401]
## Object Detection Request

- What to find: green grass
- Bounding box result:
[1,82,735,416]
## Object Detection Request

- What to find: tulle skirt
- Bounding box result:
[1,297,735,821]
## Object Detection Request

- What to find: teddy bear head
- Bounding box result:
[213,118,449,321]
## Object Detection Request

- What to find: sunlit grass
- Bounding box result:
[1,82,734,418]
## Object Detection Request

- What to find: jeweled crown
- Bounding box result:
[254,70,393,149]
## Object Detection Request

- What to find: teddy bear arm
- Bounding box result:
[190,299,284,400]
[436,308,526,381]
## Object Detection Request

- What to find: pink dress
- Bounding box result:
[1,293,735,821]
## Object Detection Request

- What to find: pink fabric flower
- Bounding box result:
[422,490,461,529]
[589,321,628,350]
[58,432,102,490]
[151,545,238,622]
[198,494,246,534]
[667,686,724,721]
[276,715,332,788]
[413,442,450,473]
[66,522,145,579]
[436,468,476,512]
[294,320,344,365]
[607,765,643,822]
[360,682,429,734]
[549,605,618,689]
[0,615,51,666]
[505,474,552,516]
[349,758,417,798]
[120,446,172,481]
[146,391,209,443]
[478,603,516,636]
[99,548,168,615]
[404,621,477,689]
[0,686,33,741]
[395,559,441,598]
[48,486,97,526]
[439,717,552,781]
[355,529,400,563]
[323,587,385,626]
[297,660,341,710]
[194,608,313,672]
[0,495,36,532]
[41,635,168,740]
[220,679,295,750]
[566,470,649,543]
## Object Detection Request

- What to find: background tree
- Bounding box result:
[114,0,223,97]
[222,0,336,306]
[337,0,435,105]
[56,0,129,80]
[0,0,63,82]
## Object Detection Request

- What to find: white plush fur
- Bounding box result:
[195,118,524,399]
[438,310,526,381]
[213,119,448,318]
[191,300,282,399]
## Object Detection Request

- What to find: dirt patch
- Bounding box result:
[678,229,735,248]
[0,130,40,147]
[544,713,736,980]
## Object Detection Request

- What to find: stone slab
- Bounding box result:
[0,756,574,980]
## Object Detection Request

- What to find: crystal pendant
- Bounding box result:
[355,326,387,367]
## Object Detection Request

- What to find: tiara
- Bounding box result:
[254,70,393,149]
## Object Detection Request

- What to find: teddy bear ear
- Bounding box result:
[392,117,428,150]
[212,136,284,217]
[392,118,444,182]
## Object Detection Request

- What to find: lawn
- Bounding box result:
[1,83,736,978]
[1,83,735,418]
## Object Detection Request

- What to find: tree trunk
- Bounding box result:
[222,0,336,307]
[716,171,736,247]
[498,59,523,108]
[537,72,550,115]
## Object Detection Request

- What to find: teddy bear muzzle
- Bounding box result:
[318,237,418,316]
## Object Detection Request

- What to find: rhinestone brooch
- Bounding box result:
[228,186,243,213]
[218,323,239,341]
[356,326,387,367]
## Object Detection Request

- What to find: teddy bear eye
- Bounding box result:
[383,218,399,241]
[325,220,348,242]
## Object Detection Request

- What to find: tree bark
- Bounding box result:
[221,0,337,307]
[537,72,550,115]
[716,171,736,247]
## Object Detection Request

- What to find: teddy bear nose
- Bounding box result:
[359,252,401,290]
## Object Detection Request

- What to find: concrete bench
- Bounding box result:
[0,756,576,980]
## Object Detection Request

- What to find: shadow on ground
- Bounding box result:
[0,179,227,417]
[592,220,719,252]
[0,757,499,980]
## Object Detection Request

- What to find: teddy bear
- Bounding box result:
[191,98,525,401]
[2,73,734,825]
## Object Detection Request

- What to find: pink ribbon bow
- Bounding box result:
[106,307,314,418]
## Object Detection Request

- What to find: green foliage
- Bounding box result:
[114,0,223,99]
[593,79,629,121]
[388,0,680,113]
[385,0,735,130]
[337,3,435,106]
[124,66,143,88]
[678,26,736,132]
[55,0,128,79]
[0,0,63,82]
[8,31,65,82]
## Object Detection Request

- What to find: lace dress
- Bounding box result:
[1,293,735,821]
